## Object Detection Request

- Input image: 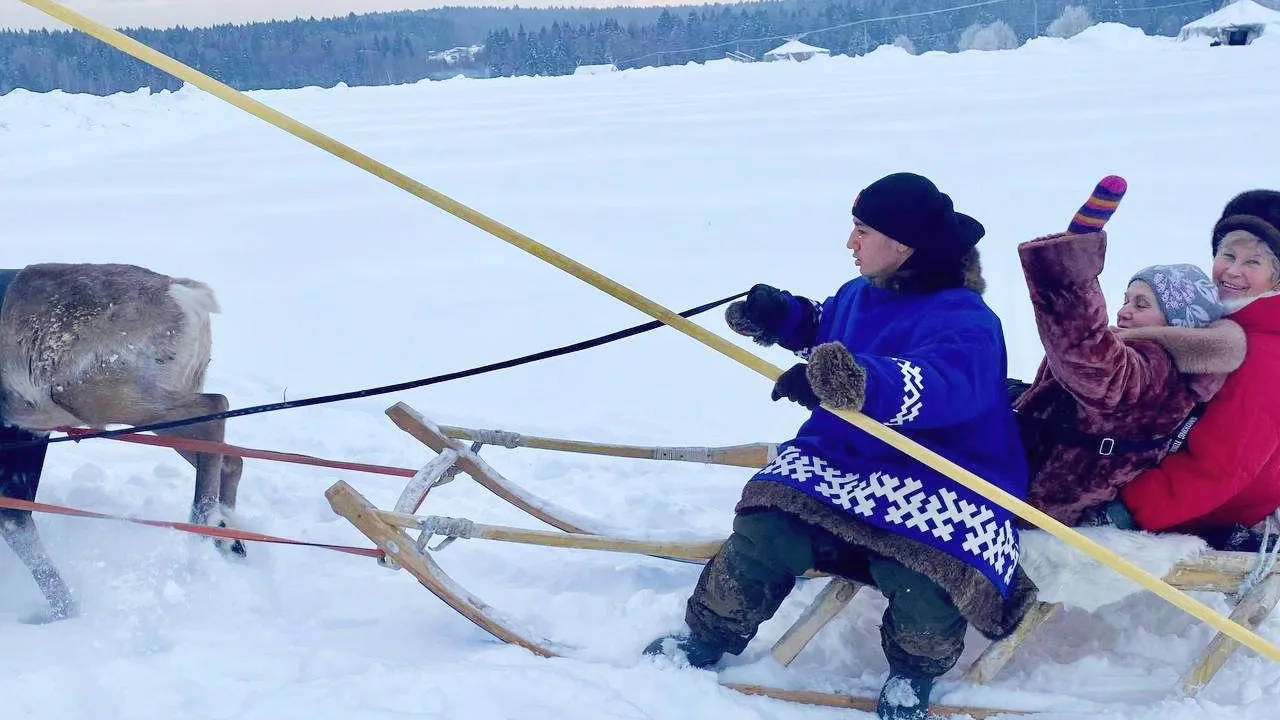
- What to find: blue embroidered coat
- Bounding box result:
[749,276,1029,596]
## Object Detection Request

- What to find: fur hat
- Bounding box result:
[851,172,985,260]
[1129,263,1223,328]
[1211,189,1280,259]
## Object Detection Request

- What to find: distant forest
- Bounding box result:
[0,0,1234,95]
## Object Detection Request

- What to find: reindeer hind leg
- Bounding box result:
[150,393,245,558]
[53,384,236,555]
[217,439,244,514]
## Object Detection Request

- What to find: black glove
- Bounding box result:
[1201,524,1267,553]
[726,284,791,346]
[1079,498,1137,530]
[771,363,822,410]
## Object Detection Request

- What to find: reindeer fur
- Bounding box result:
[0,263,242,622]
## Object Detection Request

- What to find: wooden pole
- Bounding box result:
[964,601,1062,684]
[770,579,861,666]
[438,423,774,468]
[1177,573,1280,696]
[373,507,724,561]
[720,683,1031,718]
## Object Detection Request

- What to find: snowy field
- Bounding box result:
[2,22,1279,720]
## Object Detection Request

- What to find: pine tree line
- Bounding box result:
[480,0,1222,76]
[0,0,1224,96]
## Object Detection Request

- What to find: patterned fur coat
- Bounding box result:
[1014,231,1245,527]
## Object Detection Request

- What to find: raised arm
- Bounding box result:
[1019,231,1177,410]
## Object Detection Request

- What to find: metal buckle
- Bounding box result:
[1098,437,1115,456]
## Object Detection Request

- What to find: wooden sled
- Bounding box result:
[327,401,1280,715]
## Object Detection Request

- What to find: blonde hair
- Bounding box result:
[1217,230,1280,282]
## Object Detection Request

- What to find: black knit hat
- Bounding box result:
[851,172,985,259]
[1211,189,1280,258]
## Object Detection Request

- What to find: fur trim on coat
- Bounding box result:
[736,480,1039,641]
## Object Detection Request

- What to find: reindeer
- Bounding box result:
[0,262,243,622]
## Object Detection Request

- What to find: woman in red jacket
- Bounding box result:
[1105,189,1280,543]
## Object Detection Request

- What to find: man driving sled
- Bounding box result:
[644,172,1037,720]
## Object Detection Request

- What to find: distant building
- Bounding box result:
[573,63,618,75]
[761,39,831,62]
[427,45,485,65]
[1178,0,1280,46]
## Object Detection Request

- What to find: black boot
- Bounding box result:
[642,631,724,669]
[876,673,934,720]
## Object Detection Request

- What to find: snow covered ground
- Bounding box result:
[2,22,1279,720]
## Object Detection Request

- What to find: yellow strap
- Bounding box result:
[20,0,1280,664]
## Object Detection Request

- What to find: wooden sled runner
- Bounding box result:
[327,401,1280,717]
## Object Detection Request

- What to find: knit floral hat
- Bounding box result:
[1129,263,1223,328]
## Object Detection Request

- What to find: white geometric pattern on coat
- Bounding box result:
[886,358,924,426]
[759,446,1019,584]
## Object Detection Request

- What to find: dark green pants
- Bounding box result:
[686,509,968,678]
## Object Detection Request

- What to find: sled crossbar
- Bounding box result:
[437,422,776,468]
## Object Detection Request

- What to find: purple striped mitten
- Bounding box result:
[1067,175,1127,234]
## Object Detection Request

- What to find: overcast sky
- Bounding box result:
[1,0,703,31]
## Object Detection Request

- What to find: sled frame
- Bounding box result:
[328,401,1280,713]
